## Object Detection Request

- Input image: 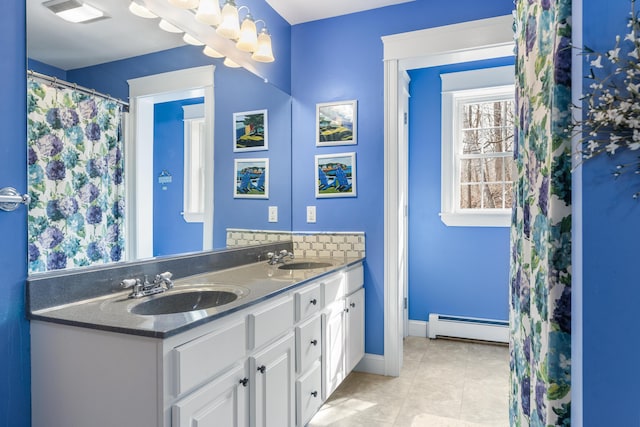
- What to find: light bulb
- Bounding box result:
[195,0,222,26]
[159,19,183,33]
[128,2,156,19]
[203,46,224,58]
[251,28,275,63]
[168,0,199,9]
[216,0,240,40]
[223,57,241,68]
[183,33,204,46]
[236,14,257,52]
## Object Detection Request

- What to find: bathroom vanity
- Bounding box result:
[29,253,364,427]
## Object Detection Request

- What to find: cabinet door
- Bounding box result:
[295,314,322,375]
[345,288,365,374]
[251,332,295,427]
[172,363,249,427]
[322,301,345,400]
[295,361,322,427]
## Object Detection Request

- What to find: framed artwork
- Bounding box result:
[315,152,356,198]
[234,158,269,199]
[234,109,268,152]
[316,100,357,146]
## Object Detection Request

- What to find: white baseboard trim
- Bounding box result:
[408,320,428,337]
[354,353,385,375]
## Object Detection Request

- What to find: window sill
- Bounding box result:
[440,211,511,227]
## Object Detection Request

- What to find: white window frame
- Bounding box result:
[182,103,205,223]
[440,65,515,227]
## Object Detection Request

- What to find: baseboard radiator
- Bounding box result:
[427,313,509,343]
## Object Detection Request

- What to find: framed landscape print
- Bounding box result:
[234,109,268,152]
[316,100,357,146]
[315,152,357,198]
[234,158,269,199]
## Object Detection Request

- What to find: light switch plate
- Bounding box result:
[306,206,316,223]
[268,206,278,222]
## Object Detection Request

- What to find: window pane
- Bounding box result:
[504,182,514,209]
[504,156,515,182]
[461,129,483,154]
[483,157,503,182]
[484,183,505,209]
[460,159,482,183]
[460,184,482,209]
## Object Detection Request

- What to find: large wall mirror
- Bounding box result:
[26,0,292,273]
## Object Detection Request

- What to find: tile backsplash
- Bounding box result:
[227,229,365,259]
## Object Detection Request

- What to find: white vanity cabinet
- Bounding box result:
[30,261,365,427]
[322,264,365,400]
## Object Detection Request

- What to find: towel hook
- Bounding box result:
[0,187,30,212]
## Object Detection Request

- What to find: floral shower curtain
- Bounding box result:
[510,0,572,426]
[27,78,125,273]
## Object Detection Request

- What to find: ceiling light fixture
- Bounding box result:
[251,27,275,63]
[236,13,257,52]
[128,1,157,19]
[128,0,275,64]
[183,33,204,46]
[43,0,106,24]
[168,0,200,9]
[195,0,222,26]
[159,19,183,33]
[216,0,240,40]
[203,46,224,58]
[223,57,241,68]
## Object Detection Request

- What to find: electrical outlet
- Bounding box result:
[268,206,278,223]
[306,206,316,223]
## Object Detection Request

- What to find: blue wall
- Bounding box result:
[581,0,640,424]
[0,3,30,427]
[291,0,515,355]
[153,98,205,257]
[407,58,514,323]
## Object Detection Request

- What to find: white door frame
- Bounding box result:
[382,16,514,376]
[126,66,215,260]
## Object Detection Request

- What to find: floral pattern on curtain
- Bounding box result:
[510,0,572,426]
[27,78,125,273]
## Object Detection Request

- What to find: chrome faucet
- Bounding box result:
[267,249,294,265]
[121,271,173,298]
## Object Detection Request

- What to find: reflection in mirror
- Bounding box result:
[26,0,292,273]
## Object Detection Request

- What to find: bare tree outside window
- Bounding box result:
[458,98,514,210]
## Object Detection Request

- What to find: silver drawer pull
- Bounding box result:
[310,339,318,346]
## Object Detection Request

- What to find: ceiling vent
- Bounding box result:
[43,0,109,24]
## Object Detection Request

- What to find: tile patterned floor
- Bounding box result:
[308,337,510,427]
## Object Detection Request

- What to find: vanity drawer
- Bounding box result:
[296,361,323,427]
[173,319,246,396]
[295,283,321,322]
[295,314,321,374]
[248,295,294,350]
[321,272,345,306]
[345,264,364,295]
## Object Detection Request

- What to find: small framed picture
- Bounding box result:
[234,109,268,152]
[316,100,357,146]
[234,158,269,199]
[315,152,356,198]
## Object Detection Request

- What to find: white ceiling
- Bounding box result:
[27,0,415,70]
[266,0,415,25]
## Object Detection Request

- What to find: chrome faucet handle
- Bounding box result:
[121,278,138,289]
[267,252,275,259]
[155,271,174,289]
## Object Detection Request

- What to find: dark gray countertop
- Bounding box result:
[29,258,363,338]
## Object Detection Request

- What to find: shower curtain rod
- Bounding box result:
[27,70,130,108]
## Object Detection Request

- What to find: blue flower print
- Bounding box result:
[110,244,122,262]
[59,196,79,218]
[107,224,120,243]
[40,226,63,249]
[87,241,104,261]
[47,251,67,270]
[29,164,44,185]
[37,134,63,157]
[60,108,79,128]
[66,213,85,233]
[45,160,66,181]
[46,108,62,129]
[61,237,81,258]
[86,158,106,178]
[28,243,40,263]
[112,200,125,219]
[86,205,103,225]
[28,147,38,166]
[79,183,99,203]
[46,200,64,221]
[62,148,79,169]
[79,98,97,119]
[113,167,123,185]
[65,126,84,146]
[85,122,101,141]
